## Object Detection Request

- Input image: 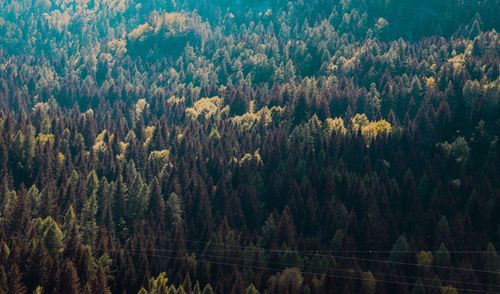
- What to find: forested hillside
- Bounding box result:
[0,0,499,293]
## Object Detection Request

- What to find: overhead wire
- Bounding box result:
[4,232,499,292]
[5,231,500,274]
[98,245,500,290]
[126,234,500,274]
[88,247,499,294]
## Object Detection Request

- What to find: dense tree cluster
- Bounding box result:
[0,0,499,293]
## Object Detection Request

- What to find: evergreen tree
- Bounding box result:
[81,192,98,247]
[59,259,81,294]
[366,83,382,119]
[201,284,214,294]
[148,178,164,225]
[389,235,409,262]
[41,217,65,256]
[246,284,259,294]
[166,192,183,229]
[127,175,149,222]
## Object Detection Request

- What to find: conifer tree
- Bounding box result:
[59,259,81,294]
[81,192,98,247]
[41,217,65,256]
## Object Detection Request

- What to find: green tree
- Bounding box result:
[193,281,202,294]
[462,80,482,108]
[230,95,248,116]
[148,178,165,224]
[64,205,81,253]
[485,243,500,285]
[468,15,482,38]
[127,175,149,221]
[86,255,112,294]
[28,185,42,216]
[40,184,57,218]
[389,235,409,262]
[80,192,98,246]
[38,217,65,255]
[246,284,259,294]
[435,243,451,267]
[434,216,451,247]
[0,181,17,224]
[7,186,31,235]
[366,83,381,119]
[64,205,78,236]
[201,284,214,294]
[166,192,183,229]
[260,214,276,246]
[293,92,309,125]
[86,171,100,197]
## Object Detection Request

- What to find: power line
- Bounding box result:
[127,234,500,274]
[89,247,499,294]
[130,234,498,253]
[9,230,497,254]
[4,233,499,292]
[100,245,500,290]
[5,231,500,274]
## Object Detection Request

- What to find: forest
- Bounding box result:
[0,0,499,293]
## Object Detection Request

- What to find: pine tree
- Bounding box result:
[127,175,149,222]
[230,94,248,116]
[366,83,381,119]
[276,207,296,247]
[148,178,164,225]
[434,216,452,248]
[0,265,7,294]
[9,264,26,294]
[8,185,31,236]
[41,217,65,256]
[484,243,500,285]
[87,256,112,294]
[193,281,202,294]
[28,185,42,216]
[80,192,98,247]
[86,171,100,197]
[59,259,81,294]
[166,192,183,229]
[246,284,259,294]
[201,284,214,294]
[0,179,17,223]
[469,14,482,38]
[64,206,81,257]
[389,235,409,262]
[434,243,451,267]
[40,184,57,218]
[293,92,309,126]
